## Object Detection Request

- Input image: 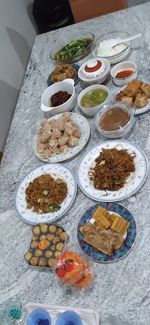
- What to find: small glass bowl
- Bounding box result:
[93,31,130,65]
[50,31,94,64]
[94,103,135,139]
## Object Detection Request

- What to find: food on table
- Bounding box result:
[81,88,108,108]
[99,107,130,131]
[25,174,68,213]
[54,250,93,288]
[73,268,93,288]
[110,214,130,235]
[116,79,150,108]
[79,205,130,256]
[54,38,92,61]
[115,69,135,79]
[49,64,77,83]
[96,38,128,58]
[24,224,68,269]
[89,148,135,191]
[37,112,81,160]
[50,91,71,107]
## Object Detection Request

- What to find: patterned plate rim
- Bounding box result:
[77,202,137,263]
[33,112,91,163]
[15,164,77,225]
[77,140,148,202]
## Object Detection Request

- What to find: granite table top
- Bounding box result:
[1,2,150,324]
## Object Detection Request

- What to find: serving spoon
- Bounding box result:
[112,33,141,48]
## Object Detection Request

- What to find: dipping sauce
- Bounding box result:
[50,91,71,107]
[100,107,130,131]
[81,89,108,108]
[116,69,135,79]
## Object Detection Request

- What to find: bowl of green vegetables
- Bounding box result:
[50,32,94,64]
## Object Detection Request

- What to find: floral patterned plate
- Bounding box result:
[33,113,90,163]
[77,140,148,202]
[77,202,137,263]
[15,164,77,225]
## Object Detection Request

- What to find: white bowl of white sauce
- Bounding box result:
[93,31,131,65]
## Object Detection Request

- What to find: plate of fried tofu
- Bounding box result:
[77,203,136,263]
[115,79,150,115]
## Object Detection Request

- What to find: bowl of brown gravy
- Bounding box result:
[94,103,134,138]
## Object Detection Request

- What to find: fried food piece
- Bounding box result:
[33,226,41,236]
[30,257,39,266]
[50,64,77,83]
[116,90,125,101]
[49,225,57,233]
[38,257,47,267]
[53,236,60,244]
[56,242,64,251]
[59,231,68,241]
[79,223,96,235]
[123,80,142,97]
[107,213,119,226]
[48,258,55,267]
[24,251,32,262]
[134,92,148,108]
[34,249,43,257]
[140,83,150,97]
[47,233,54,241]
[84,230,113,256]
[40,224,48,233]
[45,250,53,258]
[92,206,110,229]
[119,96,133,107]
[110,216,130,236]
[30,241,39,249]
[56,227,63,235]
[93,206,109,219]
[108,230,125,250]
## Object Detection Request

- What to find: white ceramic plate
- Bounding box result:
[77,140,148,202]
[115,84,150,115]
[33,113,90,163]
[24,303,100,325]
[15,164,77,224]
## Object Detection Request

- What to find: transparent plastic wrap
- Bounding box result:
[52,244,94,289]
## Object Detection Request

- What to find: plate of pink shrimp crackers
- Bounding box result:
[33,112,90,162]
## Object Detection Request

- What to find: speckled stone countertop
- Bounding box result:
[1,3,150,324]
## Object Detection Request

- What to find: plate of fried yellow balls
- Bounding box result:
[24,223,68,269]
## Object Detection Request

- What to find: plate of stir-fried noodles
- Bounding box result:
[77,140,148,202]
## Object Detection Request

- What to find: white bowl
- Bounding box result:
[94,103,135,138]
[78,84,111,117]
[93,31,131,65]
[111,61,137,86]
[78,58,110,85]
[41,79,76,117]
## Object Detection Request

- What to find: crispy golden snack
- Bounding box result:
[140,83,150,97]
[123,80,142,97]
[110,216,130,236]
[134,92,148,108]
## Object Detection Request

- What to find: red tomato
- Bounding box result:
[56,267,66,278]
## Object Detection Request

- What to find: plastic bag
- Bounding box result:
[52,244,93,289]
